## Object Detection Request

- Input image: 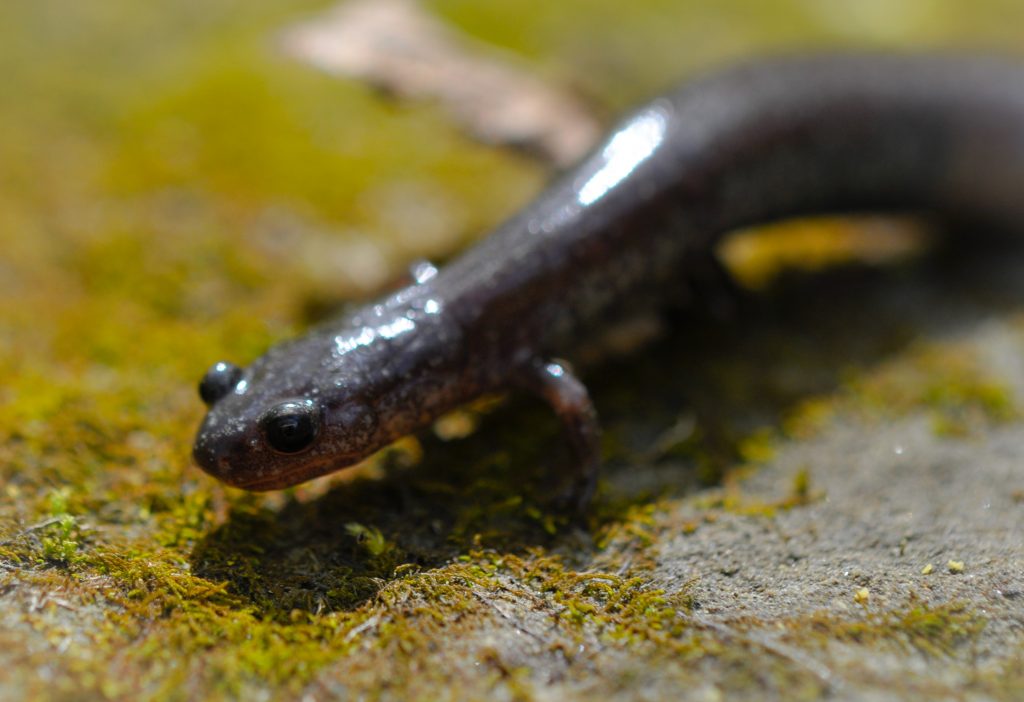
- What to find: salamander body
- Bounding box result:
[193,54,1024,509]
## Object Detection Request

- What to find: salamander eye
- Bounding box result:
[199,361,244,406]
[260,400,321,454]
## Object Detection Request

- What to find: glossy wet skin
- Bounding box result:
[194,54,1024,503]
[194,267,468,490]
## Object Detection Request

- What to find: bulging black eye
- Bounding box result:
[260,401,321,454]
[199,361,244,406]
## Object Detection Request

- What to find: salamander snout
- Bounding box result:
[191,425,240,486]
[192,329,392,490]
[191,397,326,489]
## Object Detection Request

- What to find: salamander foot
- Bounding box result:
[515,358,600,514]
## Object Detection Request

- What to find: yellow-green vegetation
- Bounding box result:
[2,0,1022,700]
[695,466,822,519]
[721,218,929,291]
[786,600,986,658]
[783,341,1018,440]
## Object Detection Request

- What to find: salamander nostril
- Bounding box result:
[199,361,244,406]
[216,456,233,476]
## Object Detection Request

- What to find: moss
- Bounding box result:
[721,218,928,291]
[689,466,822,522]
[39,515,82,565]
[785,600,986,658]
[780,341,1018,442]
[856,345,1017,436]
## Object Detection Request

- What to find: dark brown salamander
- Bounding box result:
[193,53,1024,510]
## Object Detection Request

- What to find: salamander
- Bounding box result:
[192,53,1024,511]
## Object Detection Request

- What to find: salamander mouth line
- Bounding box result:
[226,453,364,491]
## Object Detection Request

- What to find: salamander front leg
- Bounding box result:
[515,359,600,513]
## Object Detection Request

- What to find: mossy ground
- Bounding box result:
[2,1,1024,700]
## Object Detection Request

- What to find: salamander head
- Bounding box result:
[191,335,382,491]
[193,286,459,490]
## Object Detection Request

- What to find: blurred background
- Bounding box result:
[4,0,1023,410]
[4,0,1024,313]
